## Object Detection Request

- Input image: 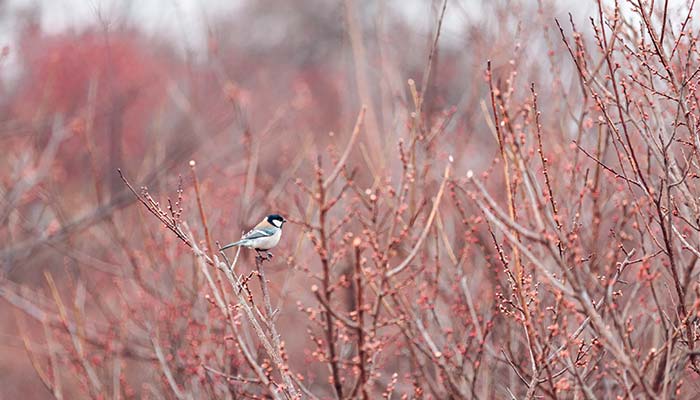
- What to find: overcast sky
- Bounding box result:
[0,0,675,87]
[0,0,682,54]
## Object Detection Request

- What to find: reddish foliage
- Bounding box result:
[2,1,700,399]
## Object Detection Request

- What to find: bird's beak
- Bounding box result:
[283,218,288,224]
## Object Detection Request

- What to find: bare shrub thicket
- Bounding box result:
[2,0,700,398]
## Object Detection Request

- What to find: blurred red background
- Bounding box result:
[2,0,700,398]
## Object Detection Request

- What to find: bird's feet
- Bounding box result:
[255,250,274,263]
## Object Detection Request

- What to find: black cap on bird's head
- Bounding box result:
[267,214,287,228]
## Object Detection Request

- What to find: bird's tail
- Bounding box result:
[220,240,244,251]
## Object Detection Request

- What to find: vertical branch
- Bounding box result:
[531,83,560,231]
[487,61,540,394]
[416,0,448,120]
[190,160,214,256]
[351,239,368,399]
[343,0,384,171]
[255,257,300,399]
[302,157,366,398]
[315,156,344,399]
[44,272,103,397]
[16,314,58,397]
[152,336,189,400]
[660,0,670,45]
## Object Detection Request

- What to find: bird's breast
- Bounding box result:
[250,229,281,250]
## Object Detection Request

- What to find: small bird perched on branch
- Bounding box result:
[220,214,287,261]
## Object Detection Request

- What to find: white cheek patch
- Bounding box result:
[272,219,282,228]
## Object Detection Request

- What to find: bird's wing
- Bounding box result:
[241,227,277,240]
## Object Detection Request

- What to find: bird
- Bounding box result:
[220,214,287,260]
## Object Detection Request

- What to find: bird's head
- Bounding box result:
[266,214,287,228]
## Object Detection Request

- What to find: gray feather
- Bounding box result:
[242,227,277,240]
[221,227,277,250]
